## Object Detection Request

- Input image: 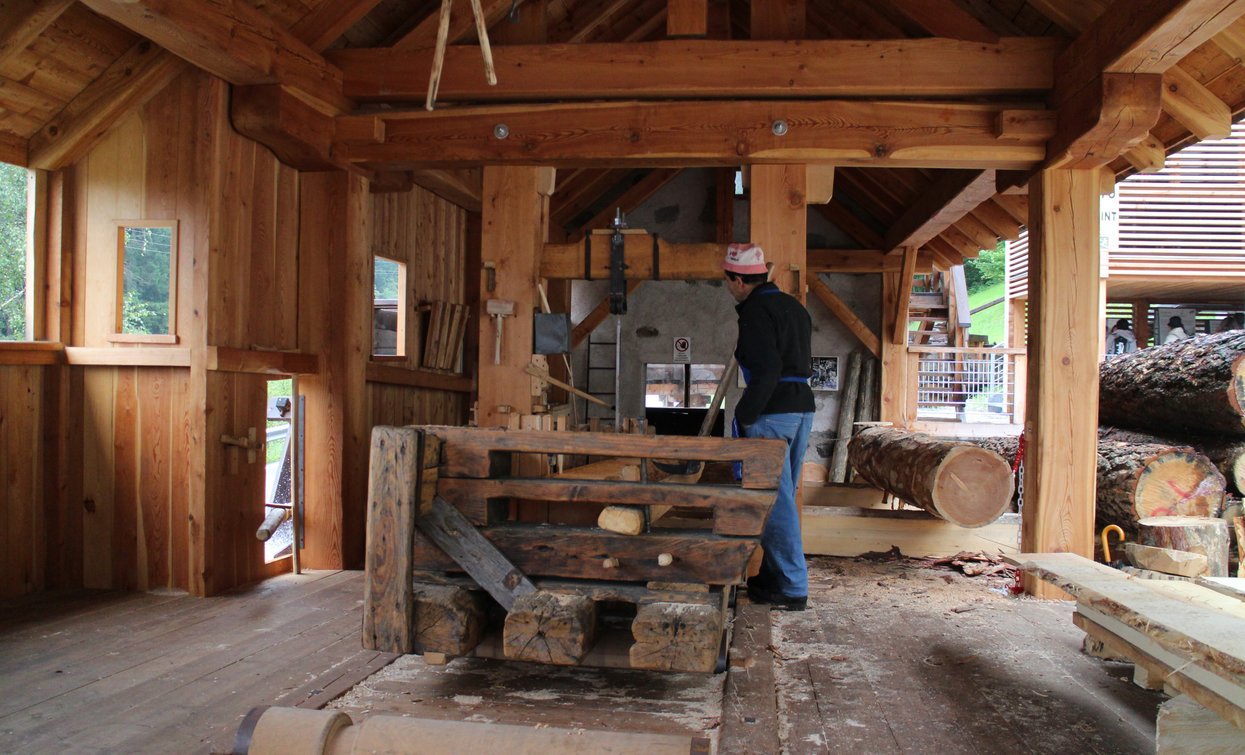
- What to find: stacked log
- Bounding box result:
[1098,331,1245,437]
[847,427,1013,527]
[969,436,1225,537]
[1099,426,1245,495]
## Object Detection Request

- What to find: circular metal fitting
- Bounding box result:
[493,123,510,140]
[771,119,789,136]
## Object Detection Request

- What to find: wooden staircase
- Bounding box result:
[905,267,971,346]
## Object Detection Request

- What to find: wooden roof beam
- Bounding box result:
[392,0,512,50]
[336,101,1051,169]
[569,168,683,240]
[880,0,999,43]
[0,130,27,167]
[0,0,75,69]
[329,38,1056,102]
[882,169,997,252]
[290,0,387,51]
[1047,72,1162,169]
[80,0,350,113]
[408,168,483,211]
[971,200,1023,241]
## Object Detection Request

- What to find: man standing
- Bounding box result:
[723,243,815,611]
[1164,315,1191,344]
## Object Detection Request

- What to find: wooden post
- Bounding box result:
[1132,300,1151,347]
[880,273,911,427]
[1023,169,1100,598]
[749,164,807,303]
[477,166,555,428]
[667,0,708,37]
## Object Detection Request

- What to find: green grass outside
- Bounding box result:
[967,281,1005,346]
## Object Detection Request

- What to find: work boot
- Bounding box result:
[746,583,807,611]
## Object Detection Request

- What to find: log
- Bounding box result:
[255,505,289,541]
[1100,426,1245,495]
[503,591,598,665]
[847,427,1013,527]
[1137,516,1230,578]
[412,584,490,656]
[1123,542,1209,578]
[970,436,1226,537]
[1157,695,1244,755]
[1098,331,1245,437]
[629,601,724,673]
[829,351,863,483]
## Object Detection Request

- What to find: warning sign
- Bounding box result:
[672,336,691,364]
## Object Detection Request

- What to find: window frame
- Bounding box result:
[110,219,179,344]
[371,254,407,360]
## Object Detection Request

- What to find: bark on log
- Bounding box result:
[847,427,1013,527]
[1137,516,1230,577]
[830,351,863,483]
[1100,426,1245,495]
[970,437,1226,538]
[1098,331,1245,437]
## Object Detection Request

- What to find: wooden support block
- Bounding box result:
[630,601,724,673]
[416,496,537,611]
[363,426,423,653]
[1132,663,1166,690]
[1138,516,1230,578]
[1124,542,1209,578]
[803,508,1021,559]
[412,583,490,656]
[1157,695,1243,754]
[503,591,599,665]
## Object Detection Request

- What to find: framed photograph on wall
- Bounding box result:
[810,356,839,391]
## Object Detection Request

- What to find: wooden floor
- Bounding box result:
[0,560,1162,754]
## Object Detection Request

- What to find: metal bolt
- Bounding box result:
[493,123,510,140]
[771,119,789,136]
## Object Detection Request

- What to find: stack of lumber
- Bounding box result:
[421,301,469,371]
[1096,331,1244,569]
[363,425,787,673]
[846,426,1013,527]
[1008,552,1245,737]
[827,351,878,483]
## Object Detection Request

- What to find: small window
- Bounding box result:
[114,221,177,340]
[0,162,30,340]
[372,256,405,357]
[646,363,726,408]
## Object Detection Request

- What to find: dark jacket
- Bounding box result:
[734,282,815,426]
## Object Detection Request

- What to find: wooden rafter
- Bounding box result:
[880,0,999,42]
[970,200,1023,240]
[808,275,881,357]
[0,0,75,69]
[0,129,26,166]
[570,168,683,239]
[551,170,633,229]
[882,169,996,251]
[549,0,634,43]
[290,0,386,51]
[328,38,1055,102]
[392,0,511,50]
[807,249,933,274]
[337,100,1050,169]
[814,201,886,249]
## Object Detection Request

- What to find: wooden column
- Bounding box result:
[750,0,805,39]
[880,272,911,428]
[477,166,555,428]
[298,171,372,570]
[1133,300,1151,347]
[1023,169,1100,598]
[749,164,807,303]
[1008,298,1027,349]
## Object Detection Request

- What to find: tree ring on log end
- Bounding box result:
[930,447,1014,528]
[1134,450,1225,519]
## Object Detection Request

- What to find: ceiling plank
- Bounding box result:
[27,41,187,170]
[409,168,483,211]
[392,0,512,50]
[814,202,886,249]
[954,213,1000,250]
[329,38,1056,102]
[570,168,682,239]
[880,0,998,42]
[337,101,1050,170]
[0,129,27,166]
[79,0,349,113]
[971,200,1023,240]
[0,0,75,70]
[290,0,387,51]
[551,0,633,43]
[809,275,880,358]
[882,169,996,251]
[551,169,633,228]
[992,194,1029,225]
[668,0,709,37]
[1161,65,1232,138]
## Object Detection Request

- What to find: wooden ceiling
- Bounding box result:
[3,0,1245,268]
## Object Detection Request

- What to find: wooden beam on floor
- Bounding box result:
[328,38,1055,101]
[803,508,1021,558]
[719,601,780,754]
[336,100,1051,170]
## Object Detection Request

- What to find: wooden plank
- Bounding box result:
[426,426,787,490]
[803,508,1021,558]
[882,0,998,42]
[750,163,806,301]
[362,427,421,654]
[719,601,779,754]
[330,38,1054,101]
[570,168,682,238]
[64,347,191,367]
[1022,169,1100,597]
[883,170,997,251]
[413,524,758,585]
[337,100,1051,170]
[436,476,775,536]
[807,276,880,358]
[1161,66,1232,140]
[417,497,537,611]
[806,248,933,274]
[206,347,317,375]
[365,362,472,393]
[545,236,724,280]
[0,0,75,69]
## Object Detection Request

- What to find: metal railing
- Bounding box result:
[909,347,1026,426]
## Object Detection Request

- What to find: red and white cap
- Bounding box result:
[723,243,768,275]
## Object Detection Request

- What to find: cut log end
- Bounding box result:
[1134,451,1225,519]
[932,446,1015,528]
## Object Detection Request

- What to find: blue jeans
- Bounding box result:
[744,412,813,598]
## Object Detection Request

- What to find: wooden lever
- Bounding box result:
[220,427,262,464]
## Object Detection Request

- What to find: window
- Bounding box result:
[372,256,405,357]
[645,363,726,408]
[0,162,30,340]
[115,221,177,340]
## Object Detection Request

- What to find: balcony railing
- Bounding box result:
[908,347,1026,431]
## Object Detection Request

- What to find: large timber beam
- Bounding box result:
[336,101,1052,170]
[79,0,349,113]
[882,170,997,252]
[328,38,1055,102]
[1046,73,1162,169]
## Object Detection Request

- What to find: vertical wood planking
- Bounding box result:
[749,164,807,302]
[112,367,139,590]
[81,368,116,588]
[0,366,43,598]
[1023,169,1100,598]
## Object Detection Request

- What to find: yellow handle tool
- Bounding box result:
[1101,525,1125,563]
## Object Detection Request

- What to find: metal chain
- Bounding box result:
[1015,459,1025,547]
